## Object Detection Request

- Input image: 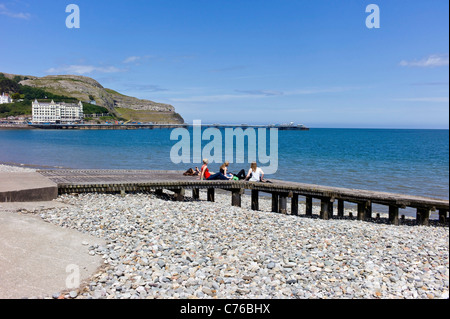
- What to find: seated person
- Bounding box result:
[208,161,231,180]
[199,159,211,180]
[221,161,246,180]
[183,166,200,176]
[245,162,265,182]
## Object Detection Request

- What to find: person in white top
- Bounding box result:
[246,162,264,182]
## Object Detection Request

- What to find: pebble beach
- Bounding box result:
[0,163,37,172]
[1,164,449,299]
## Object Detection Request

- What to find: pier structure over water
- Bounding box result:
[37,169,449,226]
[28,123,310,130]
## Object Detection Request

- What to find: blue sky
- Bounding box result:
[0,0,448,128]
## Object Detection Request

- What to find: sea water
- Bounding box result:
[1,128,448,202]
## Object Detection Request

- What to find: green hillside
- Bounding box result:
[0,72,184,124]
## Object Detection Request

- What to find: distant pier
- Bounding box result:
[27,123,310,130]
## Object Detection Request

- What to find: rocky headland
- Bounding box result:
[1,73,184,124]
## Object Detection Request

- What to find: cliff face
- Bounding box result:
[4,73,183,123]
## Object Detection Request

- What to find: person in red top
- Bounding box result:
[199,158,211,180]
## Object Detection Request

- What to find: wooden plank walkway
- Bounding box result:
[38,169,449,226]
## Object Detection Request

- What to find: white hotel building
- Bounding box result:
[0,93,12,104]
[32,99,84,124]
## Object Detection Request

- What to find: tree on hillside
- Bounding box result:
[13,75,23,83]
[0,79,20,94]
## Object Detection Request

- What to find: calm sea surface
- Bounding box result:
[1,128,448,202]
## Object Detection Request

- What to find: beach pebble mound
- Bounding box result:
[38,192,448,299]
[0,164,36,172]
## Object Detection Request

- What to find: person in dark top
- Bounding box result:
[220,161,246,180]
[207,161,231,180]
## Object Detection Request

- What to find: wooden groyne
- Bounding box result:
[38,169,449,226]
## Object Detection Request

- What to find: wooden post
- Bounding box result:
[438,209,448,224]
[271,193,279,213]
[366,202,372,220]
[251,190,259,211]
[357,202,364,220]
[192,188,200,200]
[291,193,299,216]
[207,188,215,202]
[388,205,399,225]
[416,208,430,226]
[305,196,313,216]
[328,198,334,219]
[357,201,371,221]
[231,189,242,207]
[320,198,332,220]
[279,193,287,214]
[337,199,344,218]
